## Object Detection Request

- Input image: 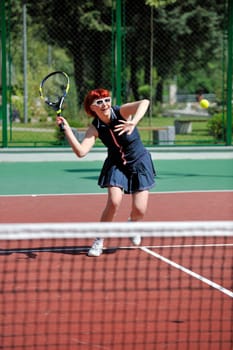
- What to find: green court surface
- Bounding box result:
[0,159,232,195]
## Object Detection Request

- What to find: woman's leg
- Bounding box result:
[100,186,123,222]
[130,190,149,221]
[128,190,149,246]
[88,186,123,257]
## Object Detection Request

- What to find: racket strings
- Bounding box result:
[42,74,68,106]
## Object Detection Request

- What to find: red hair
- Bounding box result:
[84,88,110,117]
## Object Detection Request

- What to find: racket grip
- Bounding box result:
[57,111,65,132]
[59,122,65,132]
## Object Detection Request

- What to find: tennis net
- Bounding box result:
[0,221,232,350]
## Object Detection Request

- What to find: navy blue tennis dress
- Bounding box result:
[92,106,156,194]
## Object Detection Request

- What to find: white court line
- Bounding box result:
[140,246,233,298]
[117,243,233,249]
[1,189,233,197]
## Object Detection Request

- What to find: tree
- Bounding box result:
[26,0,112,106]
[145,0,225,102]
[7,0,227,108]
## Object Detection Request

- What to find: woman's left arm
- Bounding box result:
[115,99,150,135]
[120,99,150,124]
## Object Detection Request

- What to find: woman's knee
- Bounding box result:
[130,191,149,221]
[130,206,146,221]
[107,187,123,211]
[107,196,122,212]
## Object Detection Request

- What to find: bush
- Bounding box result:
[207,113,233,141]
[207,113,226,141]
[138,85,150,99]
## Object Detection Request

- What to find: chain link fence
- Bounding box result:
[0,0,232,147]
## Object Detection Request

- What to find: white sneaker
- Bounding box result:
[130,235,141,246]
[88,238,104,257]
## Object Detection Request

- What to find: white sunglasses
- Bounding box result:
[92,97,111,106]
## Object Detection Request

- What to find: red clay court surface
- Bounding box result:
[0,154,232,349]
[0,191,233,223]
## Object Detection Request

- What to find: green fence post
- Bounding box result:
[111,0,116,103]
[1,0,8,147]
[116,0,122,105]
[226,0,233,145]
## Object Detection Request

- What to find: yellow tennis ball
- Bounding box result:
[200,99,209,108]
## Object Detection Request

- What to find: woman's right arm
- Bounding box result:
[57,116,97,158]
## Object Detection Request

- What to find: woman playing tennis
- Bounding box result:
[57,88,156,257]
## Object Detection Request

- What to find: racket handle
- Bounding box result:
[57,110,65,132]
[59,122,65,132]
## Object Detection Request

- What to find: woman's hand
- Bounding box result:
[114,120,135,135]
[56,116,70,131]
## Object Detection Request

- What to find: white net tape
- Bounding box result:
[0,221,232,240]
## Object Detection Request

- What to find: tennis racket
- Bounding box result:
[39,71,70,131]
